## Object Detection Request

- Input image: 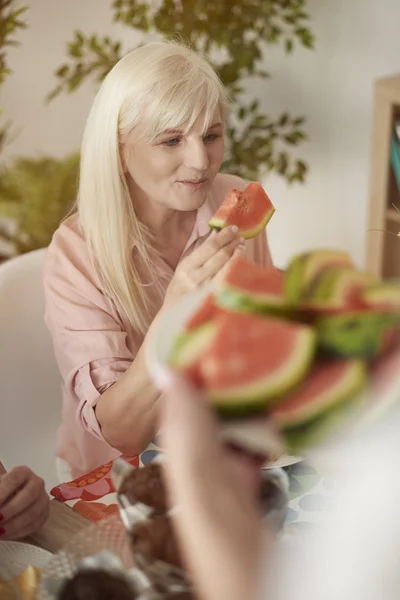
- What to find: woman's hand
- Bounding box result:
[164,226,244,305]
[0,466,50,540]
[159,371,268,600]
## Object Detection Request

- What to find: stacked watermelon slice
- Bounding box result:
[169,250,400,455]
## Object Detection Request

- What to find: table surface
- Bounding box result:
[26,500,89,554]
[23,459,332,557]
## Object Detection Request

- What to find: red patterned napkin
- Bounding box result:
[50,440,161,522]
[50,455,139,522]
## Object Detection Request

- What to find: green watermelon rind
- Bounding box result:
[306,267,377,308]
[316,311,400,359]
[272,360,367,428]
[284,254,308,303]
[206,327,317,416]
[283,388,369,453]
[169,323,216,369]
[209,206,275,240]
[215,287,288,316]
[285,250,353,304]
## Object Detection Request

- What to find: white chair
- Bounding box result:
[0,248,61,491]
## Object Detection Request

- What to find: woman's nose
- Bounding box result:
[184,139,210,171]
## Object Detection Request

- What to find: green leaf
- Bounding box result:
[279,113,289,126]
[0,153,80,254]
[42,0,314,186]
[55,64,69,78]
[250,100,259,112]
[284,134,297,145]
[68,41,83,59]
[285,38,294,53]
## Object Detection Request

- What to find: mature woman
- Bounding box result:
[43,41,273,479]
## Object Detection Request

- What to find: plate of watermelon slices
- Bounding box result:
[146,181,400,463]
[146,247,400,464]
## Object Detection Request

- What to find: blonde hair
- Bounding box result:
[77,41,229,334]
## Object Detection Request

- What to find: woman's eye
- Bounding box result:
[163,137,181,147]
[204,133,218,142]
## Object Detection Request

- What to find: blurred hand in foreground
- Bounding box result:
[159,371,273,600]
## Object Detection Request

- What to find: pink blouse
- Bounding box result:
[43,173,273,478]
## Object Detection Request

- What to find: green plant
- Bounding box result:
[0,0,27,153]
[0,153,79,254]
[49,0,315,183]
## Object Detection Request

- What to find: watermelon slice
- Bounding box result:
[199,313,316,415]
[169,323,217,387]
[360,281,400,311]
[184,293,222,332]
[170,323,216,368]
[316,311,400,359]
[209,182,275,239]
[271,359,367,428]
[215,256,287,314]
[305,266,377,310]
[285,249,353,303]
[282,389,368,453]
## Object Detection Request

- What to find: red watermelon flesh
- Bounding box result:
[185,293,222,332]
[209,182,275,240]
[271,359,367,428]
[218,256,285,305]
[199,313,316,414]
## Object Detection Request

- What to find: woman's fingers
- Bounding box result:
[199,237,245,281]
[0,471,46,523]
[0,466,32,510]
[0,500,49,540]
[189,226,242,268]
[164,227,244,304]
[0,466,49,540]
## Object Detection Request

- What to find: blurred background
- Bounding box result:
[1,0,400,270]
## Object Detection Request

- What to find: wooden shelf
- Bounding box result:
[376,74,400,95]
[366,74,400,278]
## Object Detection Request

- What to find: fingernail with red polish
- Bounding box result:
[0,514,3,522]
[0,527,5,536]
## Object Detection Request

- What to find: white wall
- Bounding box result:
[3,0,400,269]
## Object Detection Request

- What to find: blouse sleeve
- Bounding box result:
[43,218,136,440]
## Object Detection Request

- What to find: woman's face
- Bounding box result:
[123,109,225,213]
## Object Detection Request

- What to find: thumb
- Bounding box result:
[233,242,246,257]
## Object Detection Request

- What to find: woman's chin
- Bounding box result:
[177,186,210,209]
